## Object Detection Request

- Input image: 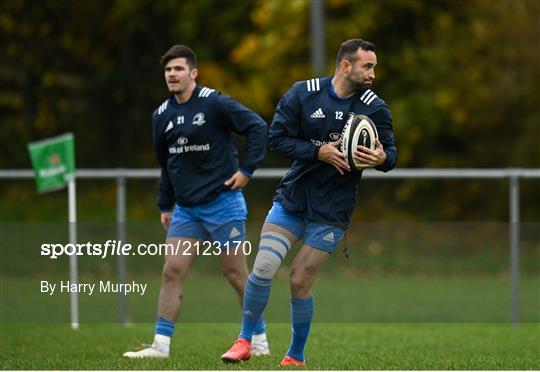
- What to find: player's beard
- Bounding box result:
[350,80,371,91]
[168,84,183,95]
[348,74,372,91]
[167,78,187,95]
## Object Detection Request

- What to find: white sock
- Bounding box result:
[153,334,171,354]
[252,332,267,343]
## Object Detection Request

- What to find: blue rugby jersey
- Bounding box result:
[153,86,267,210]
[269,77,397,227]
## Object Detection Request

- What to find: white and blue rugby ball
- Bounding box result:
[340,114,378,170]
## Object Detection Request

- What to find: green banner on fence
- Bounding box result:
[27,133,76,192]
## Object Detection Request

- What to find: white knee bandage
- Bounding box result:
[252,231,292,279]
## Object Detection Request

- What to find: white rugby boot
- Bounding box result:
[251,332,271,356]
[123,335,170,358]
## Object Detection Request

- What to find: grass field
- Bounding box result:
[1,322,539,369]
[1,220,539,369]
[2,274,540,323]
[1,273,539,369]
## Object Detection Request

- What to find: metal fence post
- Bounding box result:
[68,177,79,329]
[310,0,326,75]
[509,174,520,326]
[116,173,127,324]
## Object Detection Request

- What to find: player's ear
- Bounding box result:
[190,68,198,80]
[340,59,352,74]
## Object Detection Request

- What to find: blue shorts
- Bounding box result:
[264,202,345,253]
[167,190,247,247]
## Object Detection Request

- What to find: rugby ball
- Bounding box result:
[340,114,378,170]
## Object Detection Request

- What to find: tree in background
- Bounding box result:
[220,0,540,220]
[1,0,538,220]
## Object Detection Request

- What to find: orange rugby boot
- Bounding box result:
[279,355,306,367]
[221,338,251,363]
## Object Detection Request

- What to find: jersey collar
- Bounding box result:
[329,78,368,100]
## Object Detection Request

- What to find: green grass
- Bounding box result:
[1,323,539,369]
[1,204,539,369]
[2,274,540,323]
[2,221,539,277]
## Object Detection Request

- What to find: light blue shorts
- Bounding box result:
[167,190,247,247]
[264,202,345,253]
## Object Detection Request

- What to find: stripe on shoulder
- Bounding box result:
[157,99,169,115]
[306,78,321,92]
[360,89,379,105]
[199,87,216,98]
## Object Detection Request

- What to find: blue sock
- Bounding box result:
[286,296,314,362]
[155,316,175,337]
[239,273,272,341]
[253,314,267,335]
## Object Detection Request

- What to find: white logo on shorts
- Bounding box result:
[322,232,335,243]
[229,227,241,239]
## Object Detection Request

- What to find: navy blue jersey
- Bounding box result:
[153,86,267,210]
[269,77,397,227]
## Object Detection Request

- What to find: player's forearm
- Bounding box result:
[268,135,318,162]
[242,123,268,174]
[157,167,175,211]
[374,145,397,172]
[370,109,397,172]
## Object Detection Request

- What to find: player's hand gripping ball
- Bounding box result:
[340,114,379,170]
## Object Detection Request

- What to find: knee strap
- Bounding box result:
[252,231,292,279]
